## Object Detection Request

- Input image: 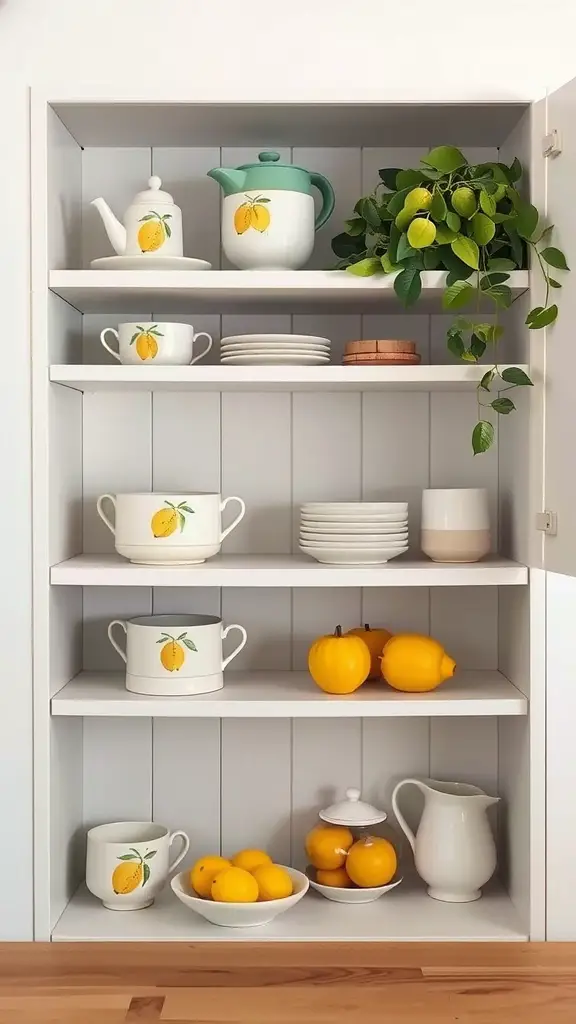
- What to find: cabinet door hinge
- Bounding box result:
[543,130,562,158]
[536,510,558,535]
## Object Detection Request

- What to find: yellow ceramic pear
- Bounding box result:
[380,634,456,693]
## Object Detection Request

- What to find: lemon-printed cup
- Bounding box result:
[86,822,189,912]
[108,614,248,696]
[100,322,213,366]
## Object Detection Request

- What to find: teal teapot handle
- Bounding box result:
[310,173,335,231]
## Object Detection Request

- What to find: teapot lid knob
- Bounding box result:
[258,151,280,163]
[346,788,361,803]
[148,175,162,190]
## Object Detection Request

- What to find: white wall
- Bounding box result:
[1,0,576,939]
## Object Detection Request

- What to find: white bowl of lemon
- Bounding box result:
[171,849,309,928]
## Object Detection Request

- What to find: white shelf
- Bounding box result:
[48,269,529,315]
[50,553,528,588]
[50,364,531,393]
[52,884,527,942]
[51,670,527,718]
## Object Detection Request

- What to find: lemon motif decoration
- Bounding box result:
[151,500,194,538]
[138,210,172,252]
[234,194,271,234]
[157,631,198,672]
[130,324,163,361]
[112,847,156,894]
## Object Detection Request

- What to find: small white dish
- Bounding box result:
[221,353,330,365]
[221,334,331,348]
[300,539,408,549]
[90,255,212,271]
[307,868,403,904]
[221,348,330,357]
[221,341,330,352]
[300,523,408,535]
[302,502,408,513]
[299,545,408,564]
[300,533,409,545]
[170,865,309,928]
[301,514,408,525]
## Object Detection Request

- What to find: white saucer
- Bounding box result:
[90,256,212,271]
[221,353,330,365]
[299,545,408,565]
[221,334,331,348]
[221,342,330,353]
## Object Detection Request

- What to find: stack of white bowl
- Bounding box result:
[220,334,331,365]
[299,503,409,564]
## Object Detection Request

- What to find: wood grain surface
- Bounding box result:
[1,943,576,1022]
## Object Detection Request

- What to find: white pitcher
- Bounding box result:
[391,778,499,903]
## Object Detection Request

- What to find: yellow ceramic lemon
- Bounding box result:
[305,824,354,870]
[380,633,456,692]
[308,625,371,695]
[345,837,397,888]
[316,867,353,888]
[190,855,231,898]
[112,860,143,895]
[346,624,393,680]
[211,866,259,903]
[231,849,272,873]
[252,864,293,901]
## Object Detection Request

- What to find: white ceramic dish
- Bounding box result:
[221,334,331,348]
[302,502,408,513]
[300,545,408,564]
[300,539,408,549]
[307,868,403,904]
[301,514,408,524]
[300,523,408,535]
[90,256,212,271]
[221,341,330,352]
[221,348,330,357]
[170,865,309,928]
[300,532,409,545]
[221,354,330,365]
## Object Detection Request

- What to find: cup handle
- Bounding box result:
[168,830,190,872]
[190,331,213,365]
[107,620,128,664]
[221,624,248,670]
[100,328,121,362]
[220,496,246,542]
[96,494,116,535]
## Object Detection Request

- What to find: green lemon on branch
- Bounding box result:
[407,218,436,249]
[451,187,477,219]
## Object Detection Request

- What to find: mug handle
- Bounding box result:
[107,620,128,664]
[220,496,246,541]
[100,328,121,362]
[168,830,190,872]
[190,331,213,365]
[221,624,248,670]
[96,494,116,535]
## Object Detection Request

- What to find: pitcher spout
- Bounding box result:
[91,197,127,255]
[207,167,247,196]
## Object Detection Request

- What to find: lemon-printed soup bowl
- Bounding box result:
[108,614,248,696]
[96,492,246,564]
[86,822,189,911]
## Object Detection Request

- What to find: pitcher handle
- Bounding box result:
[107,620,128,663]
[391,778,428,854]
[190,331,213,365]
[310,171,335,231]
[168,830,190,873]
[221,624,248,670]
[96,494,116,535]
[100,328,121,362]
[220,496,246,541]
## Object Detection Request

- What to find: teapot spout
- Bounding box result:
[91,197,127,255]
[207,167,247,196]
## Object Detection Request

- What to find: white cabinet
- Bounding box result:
[30,88,572,942]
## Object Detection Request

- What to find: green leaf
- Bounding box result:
[527,304,558,329]
[178,512,186,532]
[378,167,402,189]
[446,211,462,233]
[183,639,198,651]
[176,632,187,640]
[377,204,393,223]
[117,854,138,861]
[493,183,507,202]
[361,197,381,230]
[388,223,401,264]
[474,323,504,343]
[144,850,157,860]
[492,397,515,415]
[430,191,447,221]
[143,863,151,886]
[180,505,194,513]
[423,248,441,269]
[387,187,412,217]
[472,212,496,245]
[440,247,474,281]
[508,157,522,182]
[525,306,544,325]
[480,272,509,290]
[472,420,495,454]
[443,279,475,310]
[381,253,398,273]
[470,334,486,359]
[447,330,465,359]
[492,211,515,225]
[535,224,554,244]
[138,214,155,221]
[548,277,562,288]
[540,246,569,271]
[461,350,477,363]
[435,224,457,245]
[331,232,365,259]
[503,224,524,265]
[451,236,479,270]
[487,258,516,271]
[396,232,417,262]
[164,222,172,238]
[482,163,509,184]
[130,332,139,344]
[479,191,497,217]
[347,257,381,277]
[344,217,366,236]
[480,369,495,391]
[515,202,539,240]
[501,367,533,386]
[396,169,426,190]
[394,265,422,306]
[487,285,512,308]
[422,145,467,173]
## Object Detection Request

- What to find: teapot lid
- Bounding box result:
[238,150,314,177]
[319,788,387,827]
[133,176,175,205]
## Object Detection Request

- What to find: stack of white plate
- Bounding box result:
[220,334,331,366]
[299,503,409,564]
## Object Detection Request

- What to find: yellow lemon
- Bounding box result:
[138,219,165,252]
[151,506,178,538]
[234,203,252,234]
[451,186,477,219]
[345,837,397,888]
[190,855,231,898]
[211,866,259,903]
[394,206,414,232]
[135,331,159,360]
[251,204,271,232]
[305,824,354,870]
[404,187,432,212]
[316,867,353,888]
[380,633,456,693]
[231,849,273,873]
[407,217,436,249]
[112,860,143,895]
[160,638,185,672]
[252,864,293,901]
[346,624,393,680]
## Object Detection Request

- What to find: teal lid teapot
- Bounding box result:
[208,151,335,271]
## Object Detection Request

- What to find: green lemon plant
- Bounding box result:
[332,145,569,453]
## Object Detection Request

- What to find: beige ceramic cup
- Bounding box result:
[421,488,490,563]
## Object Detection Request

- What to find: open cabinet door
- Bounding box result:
[543,76,576,576]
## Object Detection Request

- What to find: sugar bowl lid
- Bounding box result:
[133,176,175,205]
[319,788,387,827]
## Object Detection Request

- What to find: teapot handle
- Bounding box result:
[391,778,428,854]
[310,172,335,231]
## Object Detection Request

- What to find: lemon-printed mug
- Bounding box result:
[96,492,246,564]
[108,614,248,695]
[86,821,190,911]
[100,322,213,366]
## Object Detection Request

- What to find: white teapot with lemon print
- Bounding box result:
[91,176,183,257]
[208,152,335,270]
